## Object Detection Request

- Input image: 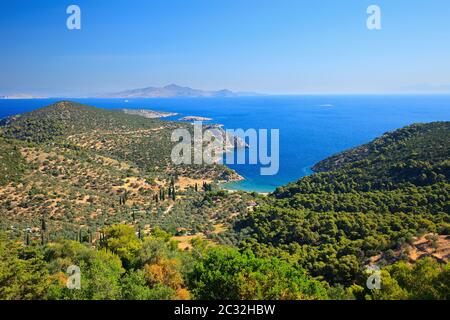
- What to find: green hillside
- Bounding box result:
[235,122,450,287]
[1,101,165,142]
[0,138,26,186]
[276,122,450,196]
[0,101,246,241]
[0,106,448,300]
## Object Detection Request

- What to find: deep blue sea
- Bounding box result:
[1,95,450,192]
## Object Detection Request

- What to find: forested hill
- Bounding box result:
[275,122,450,197]
[0,101,242,241]
[236,122,449,288]
[314,122,450,172]
[0,101,177,143]
[0,101,190,175]
[0,101,239,178]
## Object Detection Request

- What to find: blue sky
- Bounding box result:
[1,0,450,96]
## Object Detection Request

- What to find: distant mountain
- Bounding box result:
[0,94,47,99]
[95,84,262,98]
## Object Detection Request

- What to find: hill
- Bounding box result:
[313,122,450,172]
[275,122,450,197]
[0,101,240,178]
[235,122,450,286]
[0,101,248,242]
[0,138,26,186]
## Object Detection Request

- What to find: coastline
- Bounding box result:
[220,181,270,196]
[5,96,448,196]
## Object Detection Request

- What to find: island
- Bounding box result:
[118,108,178,119]
[179,116,213,122]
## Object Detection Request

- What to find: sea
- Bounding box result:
[1,95,450,192]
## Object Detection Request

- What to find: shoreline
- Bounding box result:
[219,177,272,196]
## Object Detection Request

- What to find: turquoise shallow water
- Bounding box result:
[1,95,450,192]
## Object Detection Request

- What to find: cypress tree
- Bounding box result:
[41,214,47,232]
[41,214,47,245]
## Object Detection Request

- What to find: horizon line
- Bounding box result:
[3,92,450,100]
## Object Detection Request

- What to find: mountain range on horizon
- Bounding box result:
[93,84,263,99]
[0,84,263,99]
